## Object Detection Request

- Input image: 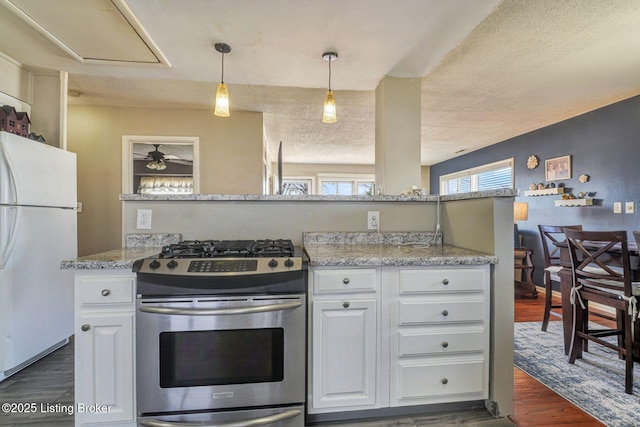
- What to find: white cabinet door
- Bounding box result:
[311,299,377,410]
[75,312,135,426]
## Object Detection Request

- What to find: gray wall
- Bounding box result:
[430,94,640,285]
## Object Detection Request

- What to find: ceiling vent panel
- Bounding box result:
[2,0,169,66]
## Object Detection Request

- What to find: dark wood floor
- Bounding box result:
[510,291,606,427]
[0,289,606,426]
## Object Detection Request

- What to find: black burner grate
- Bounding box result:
[159,239,295,259]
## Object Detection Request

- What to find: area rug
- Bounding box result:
[514,321,640,427]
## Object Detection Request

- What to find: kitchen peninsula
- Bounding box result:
[64,190,515,426]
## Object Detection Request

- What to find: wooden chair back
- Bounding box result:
[538,224,582,269]
[563,229,632,296]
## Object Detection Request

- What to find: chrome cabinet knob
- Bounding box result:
[81,324,91,332]
[101,289,111,297]
[441,310,449,317]
[343,278,350,285]
[442,279,449,285]
[441,341,449,348]
[441,378,448,385]
[343,302,350,309]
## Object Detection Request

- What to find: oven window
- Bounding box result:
[159,328,284,388]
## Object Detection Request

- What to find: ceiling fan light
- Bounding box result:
[146,160,158,170]
[214,82,230,117]
[156,159,167,170]
[322,90,337,123]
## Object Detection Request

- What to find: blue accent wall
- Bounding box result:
[430,94,640,285]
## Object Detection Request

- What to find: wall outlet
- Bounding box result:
[76,202,83,213]
[137,209,152,229]
[613,202,622,214]
[367,211,380,230]
[625,201,635,214]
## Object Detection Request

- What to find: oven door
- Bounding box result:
[136,294,306,415]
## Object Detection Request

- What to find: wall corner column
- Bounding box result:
[375,76,422,195]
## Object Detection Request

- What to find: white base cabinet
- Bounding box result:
[308,268,383,413]
[308,265,490,415]
[387,266,490,406]
[74,271,137,427]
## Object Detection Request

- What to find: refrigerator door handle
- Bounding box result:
[0,205,18,269]
[0,138,17,205]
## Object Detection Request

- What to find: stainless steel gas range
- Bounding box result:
[133,239,306,427]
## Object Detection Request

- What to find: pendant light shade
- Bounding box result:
[214,43,231,118]
[214,82,230,117]
[322,52,338,124]
[323,90,336,123]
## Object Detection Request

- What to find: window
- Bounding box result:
[439,158,513,195]
[318,174,375,196]
[281,178,313,195]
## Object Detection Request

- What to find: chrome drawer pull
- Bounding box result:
[140,408,301,427]
[343,278,350,285]
[441,378,448,385]
[442,279,449,285]
[81,324,91,332]
[343,301,350,309]
[441,341,449,348]
[101,289,111,296]
[441,310,449,317]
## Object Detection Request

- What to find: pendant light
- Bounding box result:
[322,52,338,123]
[214,43,232,117]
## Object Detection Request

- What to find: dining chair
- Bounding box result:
[564,229,640,394]
[538,225,582,331]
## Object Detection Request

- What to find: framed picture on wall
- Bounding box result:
[545,155,571,181]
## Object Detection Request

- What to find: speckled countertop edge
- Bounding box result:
[60,247,162,270]
[119,189,516,202]
[61,233,181,270]
[303,232,497,267]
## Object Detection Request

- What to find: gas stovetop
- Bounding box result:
[134,239,304,277]
[159,239,296,259]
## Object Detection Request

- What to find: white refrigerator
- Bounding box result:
[0,131,77,381]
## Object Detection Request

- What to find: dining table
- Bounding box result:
[553,239,639,355]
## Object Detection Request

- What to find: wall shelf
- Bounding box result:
[524,187,564,197]
[554,198,593,207]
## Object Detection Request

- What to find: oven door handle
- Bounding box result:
[140,408,301,427]
[138,301,302,316]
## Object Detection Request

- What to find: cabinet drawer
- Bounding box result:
[314,269,377,294]
[395,358,486,401]
[79,276,135,305]
[398,300,484,325]
[399,268,485,293]
[398,329,485,356]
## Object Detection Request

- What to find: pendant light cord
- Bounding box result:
[328,58,332,91]
[221,52,225,83]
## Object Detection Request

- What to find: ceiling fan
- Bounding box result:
[133,144,194,170]
[145,144,167,170]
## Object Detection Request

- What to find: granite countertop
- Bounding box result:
[60,247,162,270]
[120,188,517,202]
[61,233,181,270]
[303,232,497,267]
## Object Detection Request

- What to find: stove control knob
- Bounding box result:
[149,260,161,269]
[167,260,178,269]
[284,258,294,267]
[268,258,278,268]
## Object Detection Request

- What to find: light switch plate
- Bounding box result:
[613,202,622,214]
[625,201,635,214]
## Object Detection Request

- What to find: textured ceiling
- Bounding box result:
[0,0,639,166]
